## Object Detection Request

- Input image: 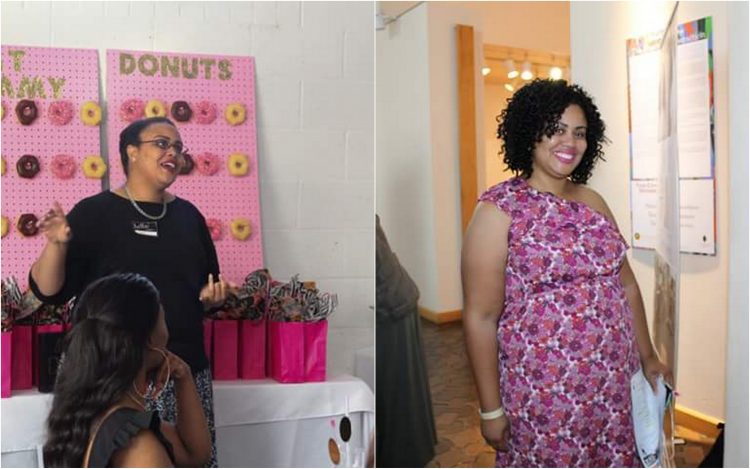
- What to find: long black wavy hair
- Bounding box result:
[497,79,608,184]
[43,273,161,467]
[119,117,177,175]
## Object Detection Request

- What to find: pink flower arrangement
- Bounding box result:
[205,218,223,240]
[195,152,220,176]
[47,100,74,126]
[194,101,217,124]
[120,99,145,122]
[50,154,77,179]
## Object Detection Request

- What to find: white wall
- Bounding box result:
[571,1,738,420]
[1,1,375,376]
[377,1,569,314]
[375,4,442,309]
[724,1,749,465]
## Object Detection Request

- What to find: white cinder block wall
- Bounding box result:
[0,1,375,376]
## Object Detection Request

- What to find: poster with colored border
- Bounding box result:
[1,46,103,287]
[626,17,716,255]
[106,49,263,284]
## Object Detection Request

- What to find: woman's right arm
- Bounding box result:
[461,202,511,451]
[30,202,72,297]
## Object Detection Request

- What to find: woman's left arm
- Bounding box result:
[619,257,672,389]
[589,190,672,390]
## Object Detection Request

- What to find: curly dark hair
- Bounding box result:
[43,273,161,467]
[497,79,608,184]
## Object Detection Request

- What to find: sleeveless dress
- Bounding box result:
[87,407,176,467]
[479,177,642,468]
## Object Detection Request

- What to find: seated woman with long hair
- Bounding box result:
[43,273,211,467]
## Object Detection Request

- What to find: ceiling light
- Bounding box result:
[504,83,514,92]
[521,61,533,80]
[482,66,491,76]
[549,66,563,80]
[504,59,518,79]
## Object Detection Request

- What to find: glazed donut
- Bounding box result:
[145,99,167,118]
[179,152,195,175]
[82,155,107,179]
[1,102,5,121]
[206,218,223,241]
[171,101,193,122]
[47,100,74,126]
[16,154,41,178]
[195,152,220,176]
[120,99,145,122]
[227,153,249,176]
[195,101,217,124]
[80,101,102,126]
[1,157,6,176]
[225,103,246,126]
[1,216,8,238]
[16,100,38,125]
[50,154,77,179]
[17,213,39,237]
[230,218,251,241]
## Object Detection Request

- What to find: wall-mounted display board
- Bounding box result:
[627,17,716,255]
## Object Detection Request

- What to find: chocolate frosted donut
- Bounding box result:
[171,101,193,122]
[16,154,41,178]
[17,213,39,237]
[16,100,38,125]
[180,152,195,175]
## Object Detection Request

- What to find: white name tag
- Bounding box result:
[132,221,158,237]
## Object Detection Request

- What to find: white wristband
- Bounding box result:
[479,407,505,420]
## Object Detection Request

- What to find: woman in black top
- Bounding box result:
[30,117,232,466]
[44,273,211,467]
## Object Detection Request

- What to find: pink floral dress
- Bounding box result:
[479,177,642,468]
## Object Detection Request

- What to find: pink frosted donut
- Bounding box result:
[195,152,220,175]
[50,154,77,179]
[120,99,145,122]
[194,101,217,124]
[205,218,223,241]
[47,100,74,126]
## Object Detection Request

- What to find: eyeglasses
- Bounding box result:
[137,138,188,156]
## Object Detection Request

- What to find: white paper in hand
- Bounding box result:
[630,368,667,467]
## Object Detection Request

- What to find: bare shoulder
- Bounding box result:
[110,429,173,467]
[465,202,511,239]
[572,185,615,219]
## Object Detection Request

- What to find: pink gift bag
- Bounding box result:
[304,320,328,382]
[2,332,12,397]
[239,319,266,379]
[203,319,213,363]
[267,321,305,383]
[212,320,238,380]
[11,325,33,390]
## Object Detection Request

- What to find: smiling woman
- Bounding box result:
[461,79,671,467]
[29,117,234,467]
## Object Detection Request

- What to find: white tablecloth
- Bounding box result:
[1,374,374,467]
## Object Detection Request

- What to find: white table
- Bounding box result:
[1,374,374,468]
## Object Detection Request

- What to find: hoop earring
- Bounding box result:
[132,347,171,401]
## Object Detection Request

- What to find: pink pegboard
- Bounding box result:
[106,50,263,285]
[1,46,102,289]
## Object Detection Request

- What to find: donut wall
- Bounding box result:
[106,49,263,284]
[1,46,103,288]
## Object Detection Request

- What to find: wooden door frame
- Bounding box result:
[456,24,477,234]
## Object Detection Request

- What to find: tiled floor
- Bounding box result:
[420,319,715,468]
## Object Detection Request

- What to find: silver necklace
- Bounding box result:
[124,185,167,221]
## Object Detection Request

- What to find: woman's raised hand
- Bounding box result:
[37,201,71,245]
[199,273,239,308]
